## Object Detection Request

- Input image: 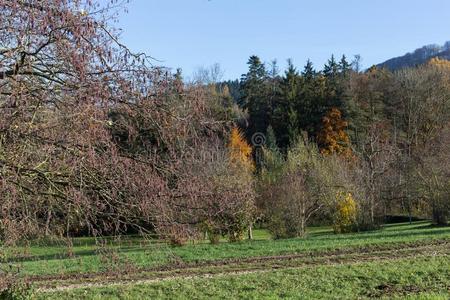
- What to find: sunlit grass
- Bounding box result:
[38,255,450,299]
[2,221,449,277]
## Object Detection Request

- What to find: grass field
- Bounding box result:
[38,256,450,299]
[1,221,449,299]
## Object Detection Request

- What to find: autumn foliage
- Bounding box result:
[428,57,450,70]
[317,108,352,157]
[333,192,358,233]
[229,126,254,171]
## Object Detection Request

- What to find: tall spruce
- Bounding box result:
[339,55,352,75]
[240,55,270,137]
[273,59,301,148]
[299,59,325,137]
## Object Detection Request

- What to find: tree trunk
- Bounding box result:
[432,205,449,226]
[300,210,306,237]
[45,210,52,236]
[247,223,253,240]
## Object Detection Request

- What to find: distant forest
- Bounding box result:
[377,41,450,70]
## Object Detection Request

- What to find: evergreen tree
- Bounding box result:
[272,59,300,148]
[265,125,278,151]
[267,59,283,129]
[284,59,299,99]
[302,59,316,80]
[339,55,352,75]
[323,54,347,115]
[240,55,270,137]
[323,54,340,79]
[299,60,325,137]
[268,59,280,79]
[240,55,267,106]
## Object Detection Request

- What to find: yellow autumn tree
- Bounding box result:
[228,126,254,172]
[317,107,352,158]
[333,191,357,233]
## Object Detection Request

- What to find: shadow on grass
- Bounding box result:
[382,221,430,229]
[4,243,161,263]
[311,228,450,243]
[24,235,160,248]
[5,222,449,264]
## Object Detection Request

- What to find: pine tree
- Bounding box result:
[267,59,283,140]
[302,59,316,80]
[323,54,339,79]
[273,59,301,148]
[240,55,270,138]
[240,56,267,106]
[339,55,351,75]
[299,59,325,137]
[284,59,299,101]
[323,54,348,116]
[265,125,278,151]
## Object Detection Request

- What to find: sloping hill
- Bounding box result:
[378,41,450,70]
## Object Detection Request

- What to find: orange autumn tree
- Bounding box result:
[428,57,450,70]
[229,126,254,171]
[317,108,352,157]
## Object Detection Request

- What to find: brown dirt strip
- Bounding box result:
[34,239,450,293]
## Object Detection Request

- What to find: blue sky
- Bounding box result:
[116,0,450,79]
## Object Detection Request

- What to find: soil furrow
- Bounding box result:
[35,240,450,293]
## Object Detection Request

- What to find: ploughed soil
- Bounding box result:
[32,239,450,292]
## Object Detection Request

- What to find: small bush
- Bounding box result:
[199,221,221,244]
[333,192,357,233]
[266,212,289,239]
[158,224,192,246]
[0,266,34,300]
[224,212,250,243]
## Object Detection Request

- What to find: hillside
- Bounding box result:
[378,41,450,70]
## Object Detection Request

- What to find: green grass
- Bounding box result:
[2,221,450,277]
[37,255,450,299]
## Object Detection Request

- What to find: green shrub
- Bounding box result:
[0,267,34,300]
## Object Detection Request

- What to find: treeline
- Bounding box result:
[0,0,448,246]
[378,41,450,70]
[229,54,450,237]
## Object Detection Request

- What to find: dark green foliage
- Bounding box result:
[323,54,340,79]
[240,55,355,150]
[265,125,278,151]
[339,55,352,75]
[240,56,271,137]
[272,59,300,148]
[217,80,241,104]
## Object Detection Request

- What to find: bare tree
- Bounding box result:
[416,125,450,225]
[392,61,450,224]
[192,63,224,85]
[0,0,255,244]
[359,122,397,225]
